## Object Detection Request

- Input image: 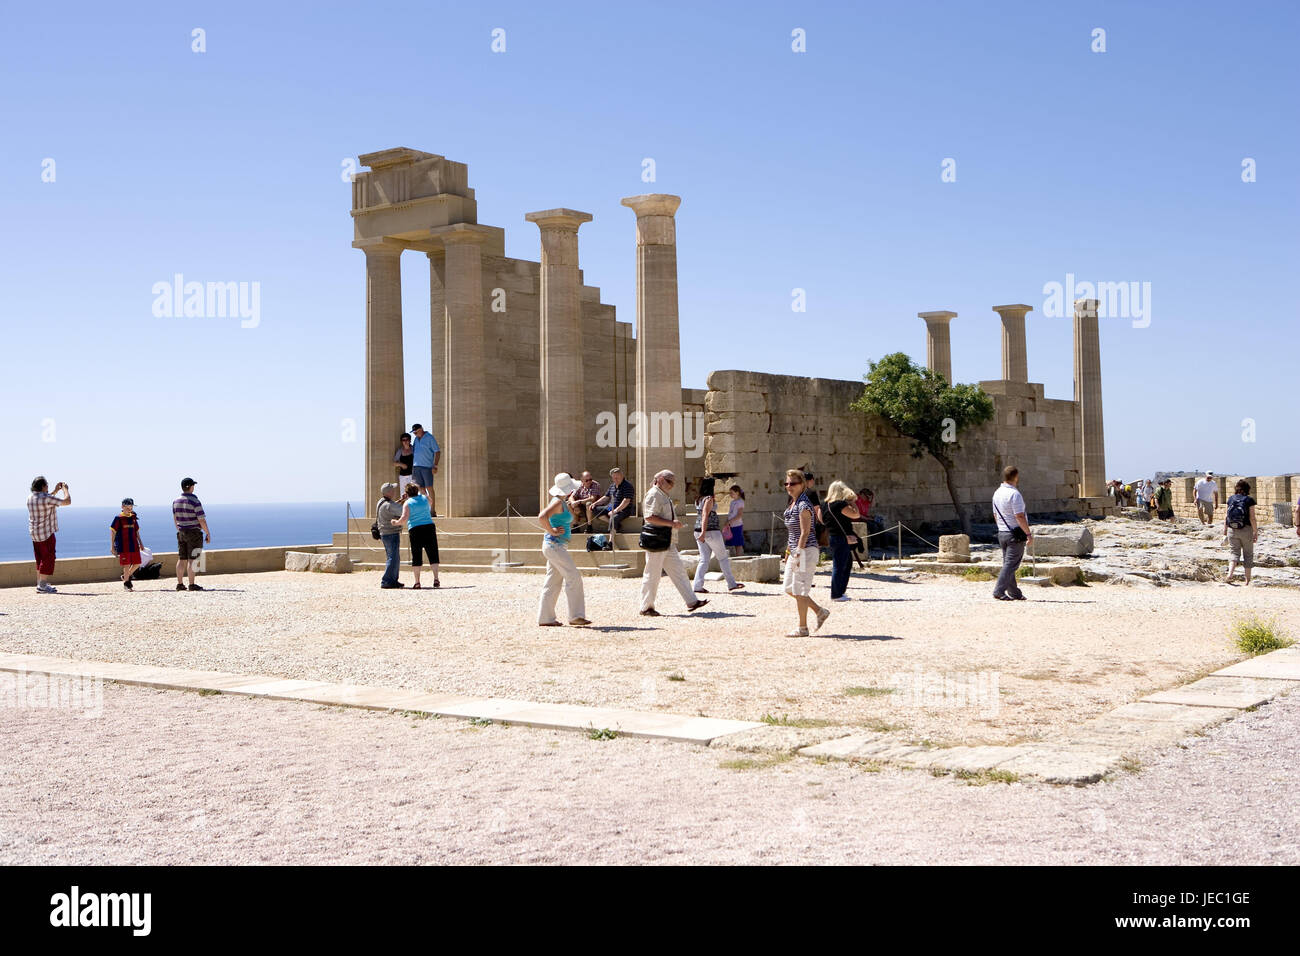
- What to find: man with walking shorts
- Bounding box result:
[173,477,211,591]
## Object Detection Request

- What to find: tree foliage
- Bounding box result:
[850,352,994,466]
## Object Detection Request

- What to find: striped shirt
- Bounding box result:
[27,492,61,542]
[172,493,206,529]
[783,493,813,550]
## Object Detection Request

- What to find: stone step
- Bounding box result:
[330,529,658,549]
[345,515,651,534]
[345,561,642,578]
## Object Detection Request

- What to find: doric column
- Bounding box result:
[525,208,592,505]
[918,311,956,381]
[428,250,449,513]
[993,303,1031,383]
[621,194,686,506]
[358,239,404,514]
[1073,298,1106,498]
[431,224,493,516]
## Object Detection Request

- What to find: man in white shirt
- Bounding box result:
[991,465,1033,602]
[1193,472,1220,525]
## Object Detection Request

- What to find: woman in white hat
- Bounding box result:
[537,473,591,627]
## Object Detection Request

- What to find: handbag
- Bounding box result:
[993,500,1028,543]
[639,499,675,552]
[371,500,383,540]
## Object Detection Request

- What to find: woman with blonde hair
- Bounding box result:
[781,469,830,636]
[823,481,862,602]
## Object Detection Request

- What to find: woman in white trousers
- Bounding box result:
[537,473,591,627]
[692,477,743,593]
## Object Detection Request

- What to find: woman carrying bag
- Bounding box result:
[692,477,743,594]
[823,481,862,602]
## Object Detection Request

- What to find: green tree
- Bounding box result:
[850,352,995,535]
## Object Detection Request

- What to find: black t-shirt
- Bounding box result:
[825,500,853,537]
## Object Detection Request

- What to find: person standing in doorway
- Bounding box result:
[1223,479,1259,586]
[782,470,829,636]
[537,473,591,627]
[1194,471,1220,526]
[392,482,440,589]
[639,470,708,616]
[991,465,1032,602]
[173,477,210,592]
[692,477,742,594]
[410,423,441,516]
[26,476,71,594]
[110,498,145,591]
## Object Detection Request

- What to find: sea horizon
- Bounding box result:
[0,501,363,563]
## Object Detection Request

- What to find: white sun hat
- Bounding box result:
[549,473,580,498]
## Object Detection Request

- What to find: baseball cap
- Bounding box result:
[181,477,196,490]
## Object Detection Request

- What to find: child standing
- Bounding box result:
[110,498,145,590]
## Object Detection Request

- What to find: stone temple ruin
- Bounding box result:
[351,147,1117,539]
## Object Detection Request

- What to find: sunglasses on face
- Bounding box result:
[785,481,803,486]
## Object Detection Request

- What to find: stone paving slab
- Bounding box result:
[706,724,855,754]
[1144,675,1294,710]
[925,745,1023,774]
[0,653,761,745]
[995,745,1124,785]
[1214,648,1300,680]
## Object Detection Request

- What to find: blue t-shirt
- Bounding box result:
[406,494,433,528]
[412,432,439,467]
[546,507,572,544]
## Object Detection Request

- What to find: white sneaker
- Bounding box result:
[37,583,57,593]
[833,595,852,602]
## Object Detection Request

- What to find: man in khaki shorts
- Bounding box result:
[1194,471,1220,525]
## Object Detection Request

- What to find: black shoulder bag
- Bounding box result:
[993,499,1028,543]
[639,499,675,552]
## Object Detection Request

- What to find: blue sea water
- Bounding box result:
[0,502,359,562]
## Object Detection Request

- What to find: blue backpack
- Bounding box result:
[1226,495,1250,530]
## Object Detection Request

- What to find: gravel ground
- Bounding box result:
[1,681,1296,865]
[2,568,1296,745]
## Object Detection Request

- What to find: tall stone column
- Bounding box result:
[918,311,956,381]
[358,239,404,514]
[428,250,449,513]
[621,194,686,507]
[525,208,592,504]
[993,303,1031,383]
[1073,298,1106,498]
[432,224,493,516]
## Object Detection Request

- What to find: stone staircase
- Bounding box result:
[314,516,695,578]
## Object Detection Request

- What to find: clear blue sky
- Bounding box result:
[2,0,1295,506]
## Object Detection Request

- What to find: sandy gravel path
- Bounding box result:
[2,569,1296,745]
[1,681,1296,865]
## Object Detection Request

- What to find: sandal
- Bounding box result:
[433,579,440,588]
[412,582,421,589]
[569,617,592,626]
[786,627,810,638]
[539,621,563,627]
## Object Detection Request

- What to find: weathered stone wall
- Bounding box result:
[701,369,1083,532]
